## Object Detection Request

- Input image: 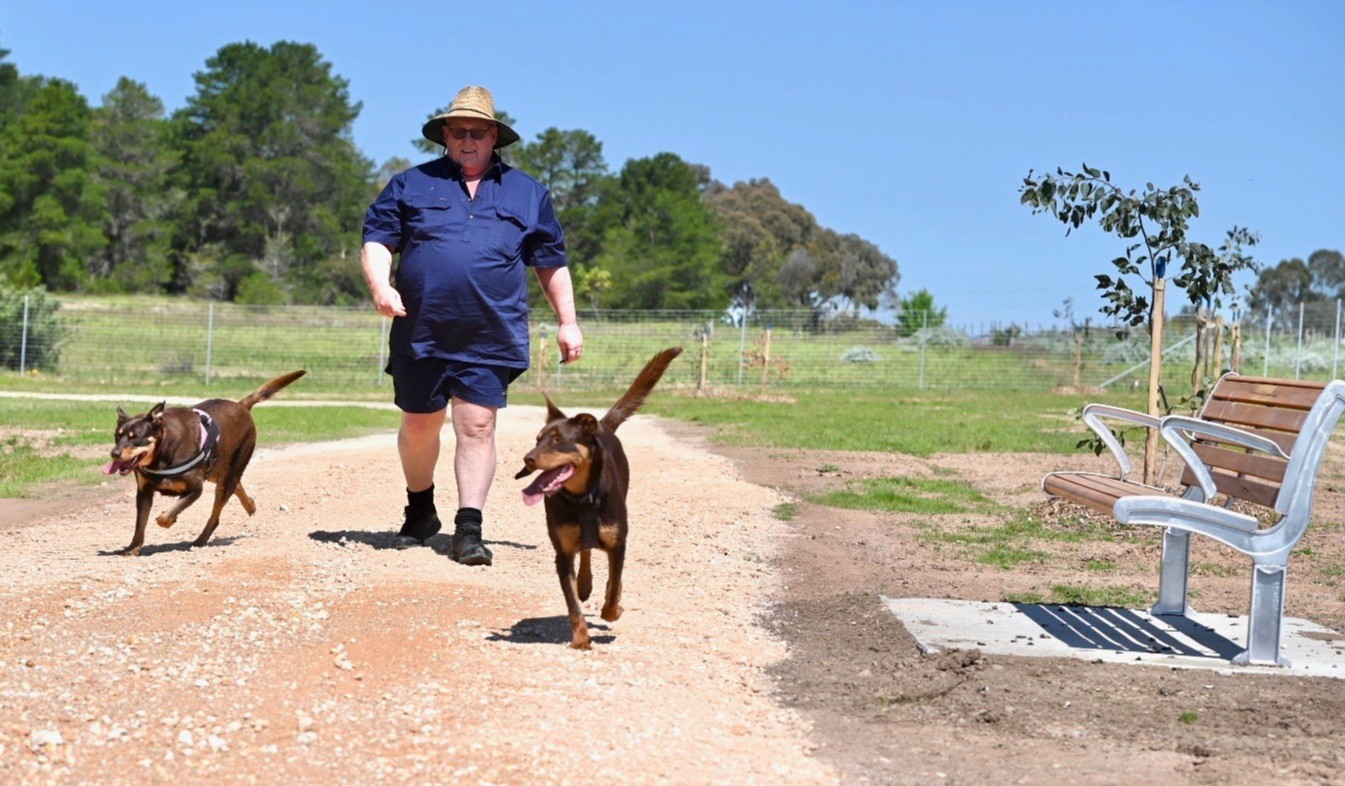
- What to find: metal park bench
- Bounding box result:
[1042,374,1345,666]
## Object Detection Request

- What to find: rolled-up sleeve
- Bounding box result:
[524,188,567,269]
[363,176,405,250]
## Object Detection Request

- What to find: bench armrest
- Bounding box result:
[1158,415,1291,502]
[1080,404,1161,479]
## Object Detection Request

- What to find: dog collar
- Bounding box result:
[140,409,220,478]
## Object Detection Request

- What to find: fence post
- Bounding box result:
[1263,307,1272,377]
[759,326,772,395]
[1335,300,1341,380]
[917,310,927,390]
[19,294,30,375]
[377,316,388,385]
[698,328,709,393]
[1295,302,1304,380]
[737,313,747,386]
[205,302,215,386]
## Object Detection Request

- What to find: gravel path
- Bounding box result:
[0,407,835,785]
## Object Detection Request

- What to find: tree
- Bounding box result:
[0,77,107,289]
[896,289,947,337]
[776,247,819,308]
[171,41,372,300]
[511,127,610,264]
[827,232,899,315]
[1247,249,1345,315]
[1020,165,1258,483]
[90,77,180,292]
[592,153,727,309]
[704,178,821,308]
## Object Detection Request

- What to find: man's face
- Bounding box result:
[443,119,498,175]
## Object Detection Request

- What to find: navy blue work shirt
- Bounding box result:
[362,155,567,368]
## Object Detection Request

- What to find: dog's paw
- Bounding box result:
[601,603,623,622]
[155,515,176,529]
[118,545,142,557]
[569,635,592,650]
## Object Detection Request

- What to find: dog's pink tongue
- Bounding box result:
[520,465,574,506]
[521,483,546,506]
[101,461,119,475]
[521,472,552,506]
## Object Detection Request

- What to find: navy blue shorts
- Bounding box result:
[386,355,524,412]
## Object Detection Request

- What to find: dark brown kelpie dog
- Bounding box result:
[515,347,682,649]
[102,370,305,556]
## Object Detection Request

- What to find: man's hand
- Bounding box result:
[556,322,584,364]
[371,284,407,318]
[361,242,406,317]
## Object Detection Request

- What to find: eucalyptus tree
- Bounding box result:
[1020,165,1257,483]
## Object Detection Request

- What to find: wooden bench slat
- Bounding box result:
[1185,442,1288,483]
[1212,376,1328,408]
[1200,399,1312,434]
[1043,473,1164,516]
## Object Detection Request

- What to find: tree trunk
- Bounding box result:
[1144,278,1167,486]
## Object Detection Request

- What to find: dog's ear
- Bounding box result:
[574,413,599,436]
[148,402,165,424]
[543,393,566,422]
[116,406,129,425]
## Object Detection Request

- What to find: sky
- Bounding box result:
[2,1,1342,330]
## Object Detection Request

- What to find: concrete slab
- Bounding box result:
[881,597,1345,679]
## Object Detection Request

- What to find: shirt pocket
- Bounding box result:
[402,193,455,245]
[489,203,529,260]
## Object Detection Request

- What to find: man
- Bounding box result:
[361,85,583,566]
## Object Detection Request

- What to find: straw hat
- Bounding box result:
[421,86,520,148]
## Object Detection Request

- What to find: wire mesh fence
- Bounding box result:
[2,298,1344,396]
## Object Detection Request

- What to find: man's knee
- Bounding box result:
[401,411,446,439]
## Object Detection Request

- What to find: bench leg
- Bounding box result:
[1150,528,1193,616]
[1233,563,1290,667]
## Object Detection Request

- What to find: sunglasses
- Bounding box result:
[446,126,494,141]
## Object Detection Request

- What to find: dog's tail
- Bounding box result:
[601,347,682,432]
[238,370,307,410]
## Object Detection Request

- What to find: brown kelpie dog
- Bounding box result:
[102,370,306,555]
[515,347,683,649]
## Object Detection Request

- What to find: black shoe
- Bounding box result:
[393,506,441,549]
[451,522,493,566]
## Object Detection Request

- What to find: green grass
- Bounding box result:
[642,387,1141,456]
[1006,584,1153,608]
[917,510,1121,569]
[809,476,997,515]
[0,437,91,497]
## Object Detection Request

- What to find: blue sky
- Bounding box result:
[3,1,1341,330]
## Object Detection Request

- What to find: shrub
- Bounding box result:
[0,284,67,371]
[841,346,881,363]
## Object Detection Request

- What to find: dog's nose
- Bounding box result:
[523,454,537,470]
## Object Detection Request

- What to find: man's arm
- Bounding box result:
[535,266,583,363]
[361,242,406,317]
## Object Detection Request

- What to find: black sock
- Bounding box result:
[455,507,483,530]
[407,485,436,514]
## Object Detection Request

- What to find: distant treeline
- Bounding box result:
[0,38,898,316]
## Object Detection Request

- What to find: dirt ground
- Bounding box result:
[1,403,1343,785]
